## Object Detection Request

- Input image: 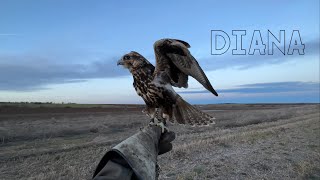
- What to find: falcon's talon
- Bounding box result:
[149,117,157,125]
[154,117,159,124]
[149,117,168,133]
[156,121,169,133]
[149,121,155,126]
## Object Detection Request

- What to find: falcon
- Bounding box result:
[117,39,218,131]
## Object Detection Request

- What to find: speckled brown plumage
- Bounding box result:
[117,39,218,126]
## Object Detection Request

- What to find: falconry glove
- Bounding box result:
[93,125,175,180]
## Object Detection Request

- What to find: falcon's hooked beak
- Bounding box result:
[117,59,124,66]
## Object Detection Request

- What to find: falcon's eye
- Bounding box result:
[123,55,131,60]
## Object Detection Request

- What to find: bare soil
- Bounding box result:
[0,104,319,179]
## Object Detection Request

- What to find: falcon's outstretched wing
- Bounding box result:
[153,39,218,96]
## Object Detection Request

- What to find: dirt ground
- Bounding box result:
[0,104,319,179]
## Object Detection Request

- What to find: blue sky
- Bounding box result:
[0,0,319,104]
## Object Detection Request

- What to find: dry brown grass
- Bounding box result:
[0,104,319,179]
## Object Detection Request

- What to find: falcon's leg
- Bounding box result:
[142,108,149,117]
[148,108,158,125]
[150,117,168,133]
[162,113,170,126]
[142,107,155,118]
[143,107,159,125]
[149,108,168,133]
[159,113,170,133]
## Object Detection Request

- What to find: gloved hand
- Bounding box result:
[144,125,175,155]
[158,129,175,155]
[93,124,175,180]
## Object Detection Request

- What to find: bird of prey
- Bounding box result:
[117,39,218,131]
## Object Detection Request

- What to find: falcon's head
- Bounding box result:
[117,51,150,70]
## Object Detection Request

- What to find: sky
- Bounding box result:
[0,0,319,104]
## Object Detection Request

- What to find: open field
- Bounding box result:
[0,104,319,179]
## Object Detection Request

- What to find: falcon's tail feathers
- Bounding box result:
[173,96,215,126]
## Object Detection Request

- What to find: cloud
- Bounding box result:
[179,81,320,104]
[0,55,128,91]
[179,81,320,94]
[220,81,319,94]
[0,38,318,92]
[199,39,319,71]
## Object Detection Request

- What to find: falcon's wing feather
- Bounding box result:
[154,39,218,96]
